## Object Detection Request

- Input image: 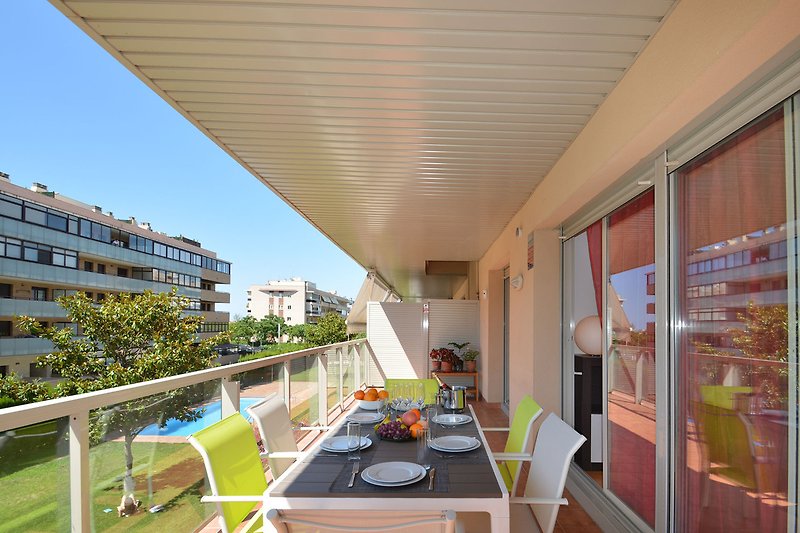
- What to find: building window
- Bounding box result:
[287,305,291,310]
[0,321,11,337]
[31,287,47,301]
[117,267,128,278]
[96,293,106,302]
[84,261,93,272]
[0,283,11,299]
[96,264,106,274]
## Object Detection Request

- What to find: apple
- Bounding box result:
[401,410,419,427]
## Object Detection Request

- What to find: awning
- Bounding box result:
[346,272,400,333]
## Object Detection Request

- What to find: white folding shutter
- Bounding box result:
[427,300,480,353]
[366,302,425,384]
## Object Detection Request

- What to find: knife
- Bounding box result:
[348,461,360,488]
[428,467,436,491]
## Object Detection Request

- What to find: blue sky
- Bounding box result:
[0,2,366,317]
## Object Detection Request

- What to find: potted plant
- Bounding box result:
[430,347,456,372]
[429,348,442,371]
[462,348,479,372]
[448,341,470,372]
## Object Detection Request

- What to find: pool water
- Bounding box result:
[139,397,261,437]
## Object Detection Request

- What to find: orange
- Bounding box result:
[354,390,365,400]
[409,408,421,420]
[366,387,378,396]
[409,423,424,439]
[377,390,389,399]
[364,390,379,401]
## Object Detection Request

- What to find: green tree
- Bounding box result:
[285,323,310,343]
[257,315,287,344]
[14,289,221,493]
[729,302,789,408]
[307,312,348,346]
[229,315,258,345]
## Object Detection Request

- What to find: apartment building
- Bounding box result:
[0,174,231,378]
[246,278,350,325]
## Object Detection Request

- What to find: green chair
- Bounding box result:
[384,378,440,404]
[188,413,267,533]
[482,395,543,495]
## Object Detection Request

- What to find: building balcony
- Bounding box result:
[0,336,55,357]
[200,310,230,323]
[200,289,230,304]
[0,298,66,319]
[200,268,230,285]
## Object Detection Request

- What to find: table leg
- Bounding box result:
[490,512,510,533]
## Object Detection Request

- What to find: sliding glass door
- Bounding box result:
[675,104,793,531]
[606,191,657,528]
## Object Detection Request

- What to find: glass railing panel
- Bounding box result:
[342,347,355,399]
[326,348,341,415]
[234,363,283,407]
[0,416,71,532]
[90,382,219,532]
[361,343,369,387]
[289,354,319,428]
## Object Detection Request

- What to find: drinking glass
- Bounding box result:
[424,405,438,439]
[416,427,431,469]
[416,382,426,406]
[347,422,361,461]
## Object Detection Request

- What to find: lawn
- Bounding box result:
[0,439,211,532]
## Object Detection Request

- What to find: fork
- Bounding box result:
[348,461,360,488]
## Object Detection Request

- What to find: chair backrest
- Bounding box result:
[187,413,267,533]
[384,378,440,404]
[266,508,456,533]
[525,413,587,533]
[498,395,543,494]
[245,393,299,479]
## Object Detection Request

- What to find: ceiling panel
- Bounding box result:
[54,0,676,298]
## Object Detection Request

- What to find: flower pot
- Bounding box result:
[431,360,441,371]
[440,361,453,372]
[464,360,476,372]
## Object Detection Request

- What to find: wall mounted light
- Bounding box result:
[509,274,524,290]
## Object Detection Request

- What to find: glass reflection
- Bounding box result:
[677,106,790,532]
[607,190,656,527]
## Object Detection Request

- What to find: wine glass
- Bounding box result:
[415,382,426,407]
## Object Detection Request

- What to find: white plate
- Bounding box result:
[320,435,372,453]
[361,462,426,486]
[346,412,385,424]
[361,469,427,487]
[429,435,481,452]
[431,414,472,426]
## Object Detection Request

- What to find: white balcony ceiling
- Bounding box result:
[52,0,675,298]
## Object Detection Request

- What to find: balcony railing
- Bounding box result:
[0,338,370,532]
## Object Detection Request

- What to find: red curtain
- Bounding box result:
[586,220,603,321]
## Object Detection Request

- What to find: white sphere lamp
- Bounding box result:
[574,315,603,355]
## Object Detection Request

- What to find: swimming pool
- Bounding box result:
[139,397,261,437]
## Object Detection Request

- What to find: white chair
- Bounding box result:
[245,393,331,480]
[480,395,543,495]
[266,508,456,533]
[460,413,587,533]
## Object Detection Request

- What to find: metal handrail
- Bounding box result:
[0,338,365,432]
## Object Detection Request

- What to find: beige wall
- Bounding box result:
[478,0,800,413]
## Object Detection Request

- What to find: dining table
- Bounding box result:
[263,404,510,532]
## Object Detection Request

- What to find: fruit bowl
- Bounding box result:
[357,398,386,411]
[374,419,413,441]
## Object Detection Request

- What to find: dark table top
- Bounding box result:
[267,408,503,499]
